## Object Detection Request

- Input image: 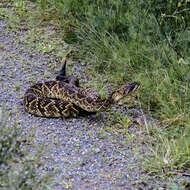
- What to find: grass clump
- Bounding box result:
[0,108,50,189]
[15,0,190,176]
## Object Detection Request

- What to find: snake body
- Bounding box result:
[24,60,140,117]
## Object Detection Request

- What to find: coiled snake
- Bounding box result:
[24,59,140,117]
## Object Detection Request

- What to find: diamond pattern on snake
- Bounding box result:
[24,59,140,118]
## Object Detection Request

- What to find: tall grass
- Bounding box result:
[18,0,190,175]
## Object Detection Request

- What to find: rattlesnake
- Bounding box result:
[24,59,140,117]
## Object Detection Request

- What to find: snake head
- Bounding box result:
[112,82,140,102]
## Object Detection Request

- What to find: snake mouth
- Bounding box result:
[123,82,140,95]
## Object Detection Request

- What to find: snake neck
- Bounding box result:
[102,89,126,108]
[98,92,117,111]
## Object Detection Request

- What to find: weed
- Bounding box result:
[0,106,51,189]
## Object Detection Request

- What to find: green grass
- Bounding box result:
[11,0,190,178]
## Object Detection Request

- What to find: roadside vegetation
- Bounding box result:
[3,0,190,182]
[0,107,51,189]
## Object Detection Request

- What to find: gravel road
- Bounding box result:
[0,15,168,190]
